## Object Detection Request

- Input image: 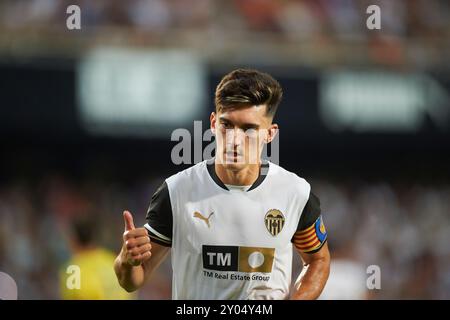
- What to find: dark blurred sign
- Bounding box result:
[319,71,450,133]
[77,48,206,137]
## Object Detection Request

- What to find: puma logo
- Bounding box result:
[193,211,214,228]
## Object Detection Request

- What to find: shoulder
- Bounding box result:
[268,162,311,197]
[166,160,206,188]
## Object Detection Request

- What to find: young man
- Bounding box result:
[114,69,330,299]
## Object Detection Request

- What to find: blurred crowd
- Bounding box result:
[1,0,449,68]
[313,178,450,299]
[1,170,449,299]
[1,0,449,39]
[0,173,172,299]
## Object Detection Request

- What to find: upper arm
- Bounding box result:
[144,181,173,247]
[141,181,173,280]
[291,191,329,263]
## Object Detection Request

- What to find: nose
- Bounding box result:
[225,128,245,150]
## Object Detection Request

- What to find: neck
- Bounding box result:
[214,160,261,186]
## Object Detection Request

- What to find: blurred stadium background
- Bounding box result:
[0,0,449,299]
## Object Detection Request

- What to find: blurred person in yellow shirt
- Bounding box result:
[60,215,135,300]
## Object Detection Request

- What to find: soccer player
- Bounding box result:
[114,69,330,299]
[61,215,135,299]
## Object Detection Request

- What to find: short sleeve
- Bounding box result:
[144,181,173,247]
[291,191,328,253]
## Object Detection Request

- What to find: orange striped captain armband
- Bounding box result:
[292,215,327,253]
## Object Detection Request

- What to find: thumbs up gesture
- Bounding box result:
[122,210,152,266]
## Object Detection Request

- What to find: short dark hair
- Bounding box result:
[215,68,283,118]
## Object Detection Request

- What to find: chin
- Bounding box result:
[223,162,247,172]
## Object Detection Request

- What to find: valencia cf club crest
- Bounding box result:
[264,209,285,236]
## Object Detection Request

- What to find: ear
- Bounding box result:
[210,112,216,135]
[266,123,278,144]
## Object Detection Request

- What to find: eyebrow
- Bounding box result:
[218,116,260,129]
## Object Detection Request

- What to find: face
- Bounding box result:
[210,105,278,172]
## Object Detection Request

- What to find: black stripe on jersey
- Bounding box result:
[292,191,326,254]
[206,158,269,192]
[145,181,173,247]
[296,191,321,232]
[145,229,172,247]
[247,160,269,191]
[206,158,229,190]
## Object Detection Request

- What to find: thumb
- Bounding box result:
[123,210,136,231]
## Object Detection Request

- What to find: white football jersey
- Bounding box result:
[144,158,327,300]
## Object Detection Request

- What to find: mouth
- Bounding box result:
[225,151,242,157]
[224,151,244,163]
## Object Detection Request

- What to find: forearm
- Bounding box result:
[291,258,330,300]
[114,247,145,292]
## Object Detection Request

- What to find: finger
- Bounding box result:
[129,251,151,265]
[126,236,150,249]
[123,228,148,240]
[125,237,149,250]
[138,243,152,253]
[131,251,152,263]
[131,244,152,257]
[140,251,152,262]
[123,210,135,231]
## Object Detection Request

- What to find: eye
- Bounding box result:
[220,122,233,129]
